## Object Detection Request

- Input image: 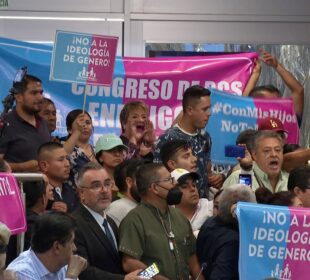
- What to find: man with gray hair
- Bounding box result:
[197,184,256,280]
[72,162,141,280]
[223,130,288,193]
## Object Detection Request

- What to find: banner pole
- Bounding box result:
[82,89,87,113]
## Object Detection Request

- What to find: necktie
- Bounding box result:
[102,219,117,251]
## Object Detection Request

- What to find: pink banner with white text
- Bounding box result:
[0,173,26,235]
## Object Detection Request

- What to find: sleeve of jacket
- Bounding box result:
[208,239,239,280]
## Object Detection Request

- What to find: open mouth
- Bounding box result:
[268,160,279,169]
[136,124,145,133]
[190,165,198,171]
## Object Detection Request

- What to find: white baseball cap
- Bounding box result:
[171,168,200,184]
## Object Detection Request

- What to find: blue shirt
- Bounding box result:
[7,249,73,280]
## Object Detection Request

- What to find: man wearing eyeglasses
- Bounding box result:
[72,162,141,280]
[119,163,204,280]
[0,68,50,172]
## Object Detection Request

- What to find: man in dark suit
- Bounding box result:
[72,162,141,280]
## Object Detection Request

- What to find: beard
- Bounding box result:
[22,102,41,114]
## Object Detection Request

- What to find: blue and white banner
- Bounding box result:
[209,89,299,165]
[236,202,310,280]
[0,37,298,164]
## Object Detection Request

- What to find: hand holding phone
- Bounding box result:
[239,174,252,187]
[138,263,160,279]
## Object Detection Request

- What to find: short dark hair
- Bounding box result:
[287,166,310,192]
[255,187,297,206]
[31,212,75,253]
[114,160,131,193]
[37,142,64,161]
[75,162,104,188]
[160,140,189,169]
[12,74,42,95]
[66,109,92,131]
[236,129,257,152]
[119,101,148,132]
[136,163,164,195]
[114,159,143,193]
[249,85,281,97]
[23,180,47,209]
[42,97,55,107]
[182,85,211,112]
[283,144,301,154]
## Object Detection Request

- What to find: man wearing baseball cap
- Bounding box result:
[171,168,213,237]
[258,117,310,173]
[258,117,288,142]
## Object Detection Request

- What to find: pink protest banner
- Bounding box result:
[122,52,257,135]
[254,97,299,144]
[0,173,26,235]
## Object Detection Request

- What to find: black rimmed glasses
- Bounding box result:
[80,180,113,191]
[153,176,175,185]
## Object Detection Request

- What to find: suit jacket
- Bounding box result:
[71,204,124,280]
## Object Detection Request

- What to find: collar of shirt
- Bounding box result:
[82,204,118,249]
[253,162,285,182]
[253,162,288,192]
[54,187,62,199]
[29,249,63,279]
[82,204,106,225]
[12,109,44,129]
[174,124,199,136]
[190,199,202,224]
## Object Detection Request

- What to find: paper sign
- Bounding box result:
[50,30,118,86]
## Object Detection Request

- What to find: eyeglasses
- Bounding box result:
[13,67,27,83]
[153,177,175,185]
[80,180,113,191]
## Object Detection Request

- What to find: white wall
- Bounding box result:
[0,0,310,56]
[127,0,310,56]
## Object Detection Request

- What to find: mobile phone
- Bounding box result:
[239,174,252,187]
[225,145,245,158]
[138,263,160,279]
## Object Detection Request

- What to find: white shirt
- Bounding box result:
[190,198,213,237]
[106,197,138,227]
[82,204,118,249]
